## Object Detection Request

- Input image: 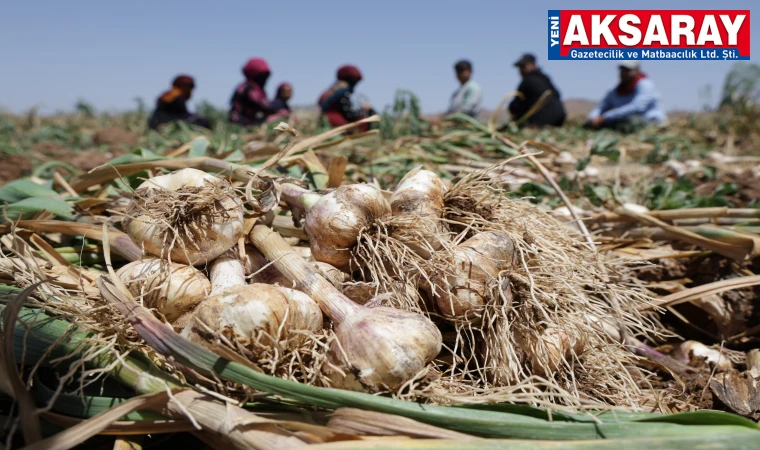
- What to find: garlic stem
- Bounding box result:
[209,252,246,295]
[279,183,322,224]
[250,225,359,322]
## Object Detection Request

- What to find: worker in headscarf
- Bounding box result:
[229,58,280,126]
[270,83,292,113]
[318,65,375,129]
[508,54,566,127]
[148,75,210,130]
[266,82,293,123]
[586,61,667,130]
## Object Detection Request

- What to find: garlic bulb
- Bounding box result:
[281,183,391,272]
[117,258,210,322]
[250,224,442,391]
[124,168,244,265]
[389,167,448,259]
[324,305,442,391]
[431,231,514,322]
[183,252,322,348]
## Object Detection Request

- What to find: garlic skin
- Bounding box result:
[516,327,586,376]
[183,253,322,349]
[124,168,244,265]
[314,262,348,288]
[432,231,514,322]
[187,284,323,347]
[390,167,448,259]
[305,184,391,271]
[672,340,733,372]
[324,306,442,391]
[117,258,210,322]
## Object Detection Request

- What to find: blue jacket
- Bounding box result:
[588,78,667,124]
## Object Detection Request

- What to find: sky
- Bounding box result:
[0,0,756,115]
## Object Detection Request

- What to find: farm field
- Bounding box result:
[1,64,760,449]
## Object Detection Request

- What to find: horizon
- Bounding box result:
[1,1,756,116]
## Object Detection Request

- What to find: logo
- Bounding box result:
[548,10,750,60]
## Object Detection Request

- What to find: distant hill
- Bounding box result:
[473,98,597,123]
[563,98,597,117]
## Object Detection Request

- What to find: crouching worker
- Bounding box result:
[508,54,566,127]
[318,65,376,131]
[148,75,210,130]
[267,82,293,123]
[586,61,666,131]
[229,58,281,127]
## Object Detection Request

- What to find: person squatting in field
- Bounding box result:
[229,58,290,127]
[446,59,482,118]
[508,53,566,127]
[263,82,293,124]
[585,60,667,130]
[269,83,293,117]
[148,75,210,130]
[318,65,376,132]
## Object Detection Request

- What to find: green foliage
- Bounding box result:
[381,90,429,139]
[590,134,620,161]
[8,305,760,442]
[0,179,58,203]
[718,62,760,137]
[74,99,96,117]
[645,177,736,210]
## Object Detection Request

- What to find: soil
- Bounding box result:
[3,140,130,181]
[692,169,760,207]
[638,253,760,347]
[0,154,33,185]
[92,127,139,149]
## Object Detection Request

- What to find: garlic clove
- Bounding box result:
[184,283,322,349]
[432,231,514,322]
[117,258,210,322]
[390,168,449,258]
[672,340,732,372]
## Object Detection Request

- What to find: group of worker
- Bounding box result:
[148,55,667,132]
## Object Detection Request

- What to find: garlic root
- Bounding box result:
[124,168,245,266]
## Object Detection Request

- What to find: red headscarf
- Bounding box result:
[337,65,362,83]
[616,72,647,96]
[172,75,195,89]
[242,58,271,80]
